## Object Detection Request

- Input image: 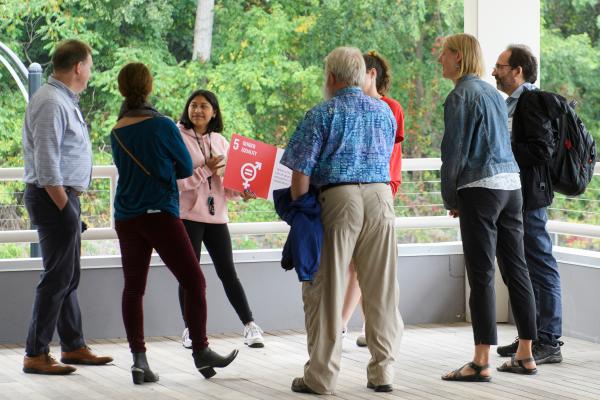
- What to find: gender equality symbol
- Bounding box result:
[241,161,262,189]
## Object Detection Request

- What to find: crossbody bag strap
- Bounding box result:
[111,129,172,191]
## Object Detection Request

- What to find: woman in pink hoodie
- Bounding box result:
[176,90,265,349]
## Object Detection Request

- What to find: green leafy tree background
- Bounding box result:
[0,0,598,255]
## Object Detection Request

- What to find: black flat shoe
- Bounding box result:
[442,362,491,382]
[193,347,239,379]
[497,356,537,375]
[367,381,393,392]
[291,377,318,394]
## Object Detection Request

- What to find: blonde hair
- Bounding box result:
[324,47,365,87]
[443,34,485,78]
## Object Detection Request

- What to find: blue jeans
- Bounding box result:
[523,207,562,345]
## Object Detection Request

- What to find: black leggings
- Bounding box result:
[178,220,253,326]
[458,188,537,345]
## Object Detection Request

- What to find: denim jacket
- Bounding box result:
[441,75,520,209]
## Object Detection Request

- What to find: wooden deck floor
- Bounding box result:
[0,323,598,400]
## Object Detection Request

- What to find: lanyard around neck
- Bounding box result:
[192,128,213,191]
[193,129,212,161]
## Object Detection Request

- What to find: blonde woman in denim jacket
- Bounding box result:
[438,34,538,382]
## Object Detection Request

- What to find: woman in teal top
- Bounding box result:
[111,62,238,385]
[112,115,190,219]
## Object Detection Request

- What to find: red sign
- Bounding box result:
[223,134,291,199]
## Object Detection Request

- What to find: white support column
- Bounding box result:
[464,0,541,88]
[463,0,541,323]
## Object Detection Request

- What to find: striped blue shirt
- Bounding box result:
[23,77,92,191]
[281,87,396,186]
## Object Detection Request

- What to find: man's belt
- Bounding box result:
[26,183,82,197]
[319,182,388,194]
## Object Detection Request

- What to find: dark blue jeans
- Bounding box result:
[523,207,562,345]
[24,185,86,356]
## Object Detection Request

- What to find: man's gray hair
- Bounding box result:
[325,47,366,87]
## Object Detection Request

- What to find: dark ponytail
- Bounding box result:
[117,63,153,118]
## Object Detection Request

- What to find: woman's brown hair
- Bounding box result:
[363,51,392,96]
[117,62,153,111]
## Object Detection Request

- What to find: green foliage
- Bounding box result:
[1,0,463,167]
[542,0,600,44]
[0,243,29,259]
[0,0,599,254]
[229,199,279,223]
[541,29,600,140]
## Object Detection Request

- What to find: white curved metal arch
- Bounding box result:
[0,53,28,102]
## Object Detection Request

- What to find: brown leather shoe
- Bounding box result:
[61,346,113,365]
[23,353,76,375]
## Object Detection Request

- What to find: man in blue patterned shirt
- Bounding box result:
[282,47,403,395]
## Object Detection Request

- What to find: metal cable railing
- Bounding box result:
[0,160,598,249]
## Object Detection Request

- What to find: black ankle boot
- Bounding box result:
[193,347,239,379]
[131,352,159,384]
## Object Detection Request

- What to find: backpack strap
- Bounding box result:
[111,129,172,191]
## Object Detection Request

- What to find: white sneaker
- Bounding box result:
[342,327,348,339]
[181,328,192,349]
[243,322,265,348]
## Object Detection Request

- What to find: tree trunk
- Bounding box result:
[192,0,215,61]
[414,37,424,108]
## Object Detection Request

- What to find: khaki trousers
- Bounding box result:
[302,183,403,394]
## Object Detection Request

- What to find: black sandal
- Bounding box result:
[442,362,491,382]
[497,355,537,375]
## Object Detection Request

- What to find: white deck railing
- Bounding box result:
[0,159,599,244]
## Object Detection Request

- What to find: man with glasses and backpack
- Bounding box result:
[492,44,565,365]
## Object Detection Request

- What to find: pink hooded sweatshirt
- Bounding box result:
[177,123,239,224]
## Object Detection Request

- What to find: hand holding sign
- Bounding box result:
[241,189,257,202]
[206,155,225,174]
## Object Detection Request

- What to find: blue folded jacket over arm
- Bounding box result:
[273,187,323,282]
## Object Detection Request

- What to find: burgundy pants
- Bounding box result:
[115,212,208,353]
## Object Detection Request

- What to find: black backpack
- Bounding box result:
[520,90,597,196]
[550,97,596,196]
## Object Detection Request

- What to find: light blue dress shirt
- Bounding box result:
[22,77,92,191]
